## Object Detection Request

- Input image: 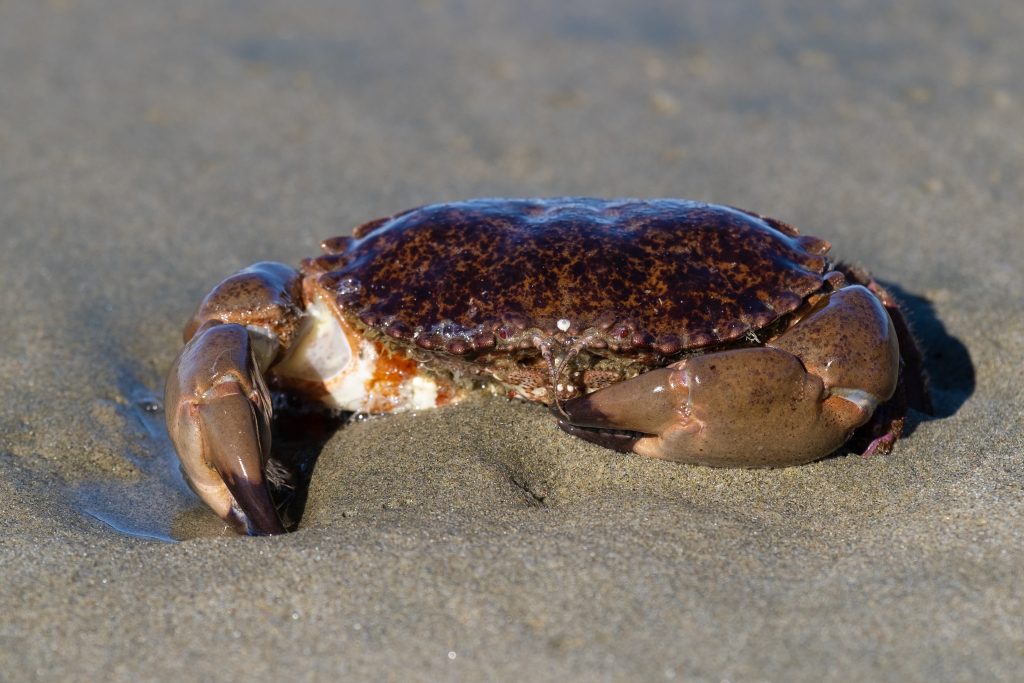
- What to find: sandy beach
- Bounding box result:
[1,0,1021,680]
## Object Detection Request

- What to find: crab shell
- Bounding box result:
[281,198,833,406]
[166,198,930,535]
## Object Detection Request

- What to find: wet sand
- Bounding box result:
[1,1,1021,680]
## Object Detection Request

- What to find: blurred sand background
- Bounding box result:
[1,0,1021,680]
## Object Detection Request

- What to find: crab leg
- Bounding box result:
[559,285,900,467]
[165,262,303,534]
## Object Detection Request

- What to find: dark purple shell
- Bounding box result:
[307,198,830,355]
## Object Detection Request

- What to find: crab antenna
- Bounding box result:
[534,328,602,419]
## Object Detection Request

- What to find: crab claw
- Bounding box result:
[557,368,678,453]
[560,348,854,466]
[560,285,899,467]
[165,321,286,535]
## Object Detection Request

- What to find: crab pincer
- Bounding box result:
[165,262,304,534]
[558,285,901,466]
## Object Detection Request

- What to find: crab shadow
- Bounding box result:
[883,282,974,425]
[269,408,349,531]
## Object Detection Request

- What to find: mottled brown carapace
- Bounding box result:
[304,198,831,360]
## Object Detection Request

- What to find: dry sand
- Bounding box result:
[1,0,1021,680]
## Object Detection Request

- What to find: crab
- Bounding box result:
[165,198,930,535]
